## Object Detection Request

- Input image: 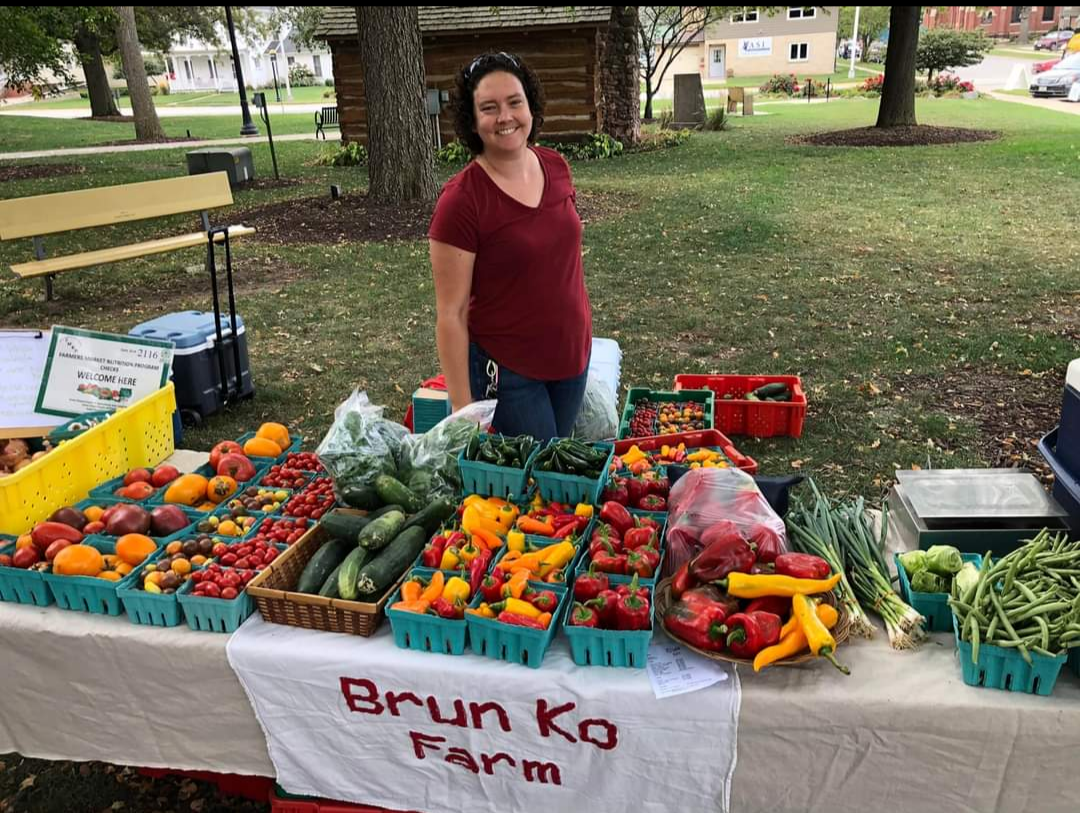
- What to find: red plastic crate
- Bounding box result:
[613,428,758,475]
[136,768,272,802]
[673,374,807,438]
[270,787,420,813]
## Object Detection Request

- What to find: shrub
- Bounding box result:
[859,73,885,94]
[436,139,471,165]
[656,108,675,130]
[315,141,367,167]
[322,88,335,98]
[324,78,335,87]
[288,64,317,87]
[928,73,974,94]
[702,106,728,131]
[157,80,170,96]
[539,133,624,161]
[759,73,799,95]
[632,129,693,153]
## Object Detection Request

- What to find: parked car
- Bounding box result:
[1034,30,1075,51]
[1029,51,1080,96]
[865,41,887,64]
[1033,56,1063,74]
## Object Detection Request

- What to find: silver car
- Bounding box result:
[1030,51,1080,97]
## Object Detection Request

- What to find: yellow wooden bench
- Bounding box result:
[0,171,254,300]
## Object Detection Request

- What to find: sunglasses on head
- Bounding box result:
[464,52,520,79]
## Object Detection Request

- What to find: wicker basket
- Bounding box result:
[246,522,403,637]
[654,577,851,667]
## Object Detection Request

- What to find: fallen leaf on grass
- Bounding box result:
[18,776,34,791]
[308,363,324,374]
[790,459,803,469]
[870,439,881,450]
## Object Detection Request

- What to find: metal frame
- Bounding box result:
[205,225,244,405]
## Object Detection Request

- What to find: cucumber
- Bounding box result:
[368,503,404,520]
[338,484,382,511]
[374,474,422,513]
[354,527,427,597]
[338,546,376,600]
[319,510,372,541]
[296,537,353,594]
[357,510,406,551]
[753,382,790,399]
[399,497,455,537]
[319,560,345,597]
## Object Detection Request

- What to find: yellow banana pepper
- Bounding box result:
[466,602,496,619]
[463,494,487,509]
[720,571,842,599]
[507,530,526,553]
[458,540,482,563]
[792,594,849,674]
[442,576,471,603]
[462,504,505,537]
[574,503,594,518]
[496,597,542,618]
[497,504,518,531]
[538,540,576,576]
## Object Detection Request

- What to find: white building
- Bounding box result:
[165,15,333,94]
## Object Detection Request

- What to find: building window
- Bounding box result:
[184,60,192,80]
[313,54,322,77]
[980,10,995,24]
[731,8,759,23]
[253,56,261,69]
[1011,7,1023,23]
[287,55,296,67]
[1042,6,1056,22]
[787,7,816,20]
[207,59,216,79]
[789,42,809,61]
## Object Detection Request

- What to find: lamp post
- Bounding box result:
[225,5,258,136]
[848,6,861,79]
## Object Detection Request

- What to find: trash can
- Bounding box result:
[186,147,254,188]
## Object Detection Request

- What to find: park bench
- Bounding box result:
[315,105,339,140]
[0,172,254,301]
[726,86,754,116]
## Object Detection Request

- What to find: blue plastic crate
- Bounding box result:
[465,581,567,668]
[952,611,1065,696]
[74,499,200,546]
[235,431,303,464]
[117,549,186,627]
[387,567,469,655]
[41,536,142,615]
[532,441,614,506]
[88,473,163,504]
[457,435,540,500]
[895,552,982,633]
[562,580,655,668]
[177,573,255,632]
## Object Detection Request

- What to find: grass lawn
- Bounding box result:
[1,97,1078,507]
[711,65,883,89]
[990,47,1047,60]
[6,85,332,111]
[0,113,317,153]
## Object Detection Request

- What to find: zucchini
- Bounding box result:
[338,546,376,600]
[399,497,455,537]
[368,503,404,520]
[753,382,790,399]
[354,526,427,596]
[319,510,372,542]
[318,560,345,597]
[374,474,422,513]
[296,537,353,594]
[357,510,406,551]
[338,484,382,511]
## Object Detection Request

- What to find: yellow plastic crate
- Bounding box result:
[0,384,177,535]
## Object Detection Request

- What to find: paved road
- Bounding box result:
[0,104,322,119]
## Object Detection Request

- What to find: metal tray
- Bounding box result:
[895,469,1068,523]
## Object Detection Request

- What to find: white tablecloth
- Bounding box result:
[3,598,1080,813]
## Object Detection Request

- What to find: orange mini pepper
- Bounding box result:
[471,527,504,550]
[516,516,555,537]
[390,599,430,614]
[401,580,423,603]
[420,571,445,603]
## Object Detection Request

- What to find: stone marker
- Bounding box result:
[673,73,705,128]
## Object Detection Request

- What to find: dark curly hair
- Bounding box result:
[452,52,545,155]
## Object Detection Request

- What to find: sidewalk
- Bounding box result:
[984,90,1080,115]
[0,104,322,119]
[0,132,320,162]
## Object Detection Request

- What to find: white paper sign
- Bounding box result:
[646,640,732,698]
[227,616,741,813]
[739,37,773,58]
[0,330,64,435]
[35,326,173,418]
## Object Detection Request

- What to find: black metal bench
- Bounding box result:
[315,105,339,140]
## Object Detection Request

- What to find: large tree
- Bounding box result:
[114,6,165,140]
[355,7,436,203]
[875,6,921,128]
[837,6,891,61]
[600,6,641,145]
[916,28,993,82]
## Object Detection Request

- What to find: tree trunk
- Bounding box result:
[113,6,165,140]
[643,78,655,121]
[875,6,921,128]
[356,7,436,203]
[73,27,120,118]
[599,6,641,146]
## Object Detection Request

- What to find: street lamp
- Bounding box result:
[225,5,258,136]
[848,6,861,79]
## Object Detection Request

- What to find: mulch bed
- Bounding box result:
[240,188,632,245]
[789,125,1000,148]
[0,163,85,182]
[896,369,1063,484]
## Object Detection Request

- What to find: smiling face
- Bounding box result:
[472,70,533,156]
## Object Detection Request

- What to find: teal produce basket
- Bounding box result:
[457,434,540,500]
[562,580,655,668]
[895,552,982,633]
[466,581,568,668]
[533,441,614,505]
[177,574,255,633]
[387,568,469,655]
[40,537,141,615]
[117,549,185,627]
[0,538,54,606]
[952,612,1066,696]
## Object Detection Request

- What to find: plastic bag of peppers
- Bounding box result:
[664,534,851,674]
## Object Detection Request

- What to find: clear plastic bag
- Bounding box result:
[400,400,497,499]
[571,372,619,441]
[663,467,789,575]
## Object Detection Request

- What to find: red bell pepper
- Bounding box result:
[663,600,729,652]
[615,574,649,601]
[637,494,667,512]
[421,535,448,569]
[744,595,791,619]
[479,573,504,605]
[600,479,629,506]
[626,550,653,578]
[746,522,784,564]
[497,611,546,630]
[625,477,649,509]
[593,551,628,575]
[615,586,650,631]
[774,552,830,581]
[647,476,670,497]
[634,515,661,533]
[589,535,617,560]
[587,588,621,625]
[671,561,694,600]
[570,602,600,627]
[599,501,634,536]
[622,526,657,552]
[591,522,621,547]
[724,611,782,658]
[690,533,756,582]
[528,589,559,614]
[573,563,609,602]
[550,514,580,530]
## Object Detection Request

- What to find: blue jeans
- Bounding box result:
[468,343,588,442]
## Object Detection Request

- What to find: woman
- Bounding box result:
[429,52,592,441]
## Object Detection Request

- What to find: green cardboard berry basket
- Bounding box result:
[465,580,568,669]
[895,552,982,632]
[386,567,469,655]
[562,579,655,668]
[0,537,54,606]
[176,571,256,633]
[117,548,187,627]
[952,610,1065,696]
[533,441,614,505]
[457,434,540,500]
[41,536,143,615]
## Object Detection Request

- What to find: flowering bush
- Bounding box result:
[859,74,885,94]
[928,74,974,94]
[759,73,799,95]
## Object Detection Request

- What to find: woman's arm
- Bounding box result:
[430,238,476,413]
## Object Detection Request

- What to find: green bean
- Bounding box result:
[1008,601,1073,624]
[969,552,994,609]
[968,614,980,665]
[949,600,989,626]
[986,613,1000,641]
[990,589,1027,663]
[1033,616,1050,651]
[1015,581,1040,603]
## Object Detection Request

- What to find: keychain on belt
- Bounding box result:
[484,358,499,398]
